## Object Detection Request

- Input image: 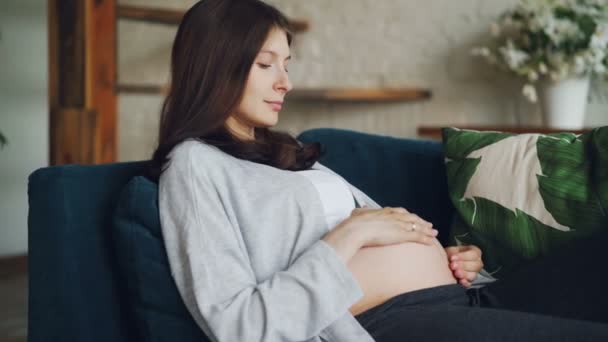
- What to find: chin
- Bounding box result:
[257,114,279,127]
[260,121,278,129]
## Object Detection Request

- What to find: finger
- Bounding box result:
[465,245,482,257]
[457,248,482,261]
[464,271,478,282]
[353,207,376,212]
[418,223,438,236]
[453,269,464,279]
[453,266,478,281]
[459,279,472,288]
[410,213,433,227]
[351,207,376,216]
[459,260,483,273]
[446,245,469,254]
[393,213,433,229]
[446,246,472,260]
[404,230,435,245]
[445,246,462,259]
[385,208,430,225]
[384,206,410,214]
[401,221,437,237]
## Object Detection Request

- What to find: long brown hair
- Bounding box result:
[148,0,322,181]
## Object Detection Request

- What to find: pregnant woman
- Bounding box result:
[150,1,608,341]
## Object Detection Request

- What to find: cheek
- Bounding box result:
[238,86,266,118]
[247,68,275,93]
[241,84,261,106]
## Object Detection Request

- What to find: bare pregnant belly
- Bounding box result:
[347,239,457,316]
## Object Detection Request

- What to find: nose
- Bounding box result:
[274,70,292,94]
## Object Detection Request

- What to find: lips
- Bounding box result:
[265,100,283,111]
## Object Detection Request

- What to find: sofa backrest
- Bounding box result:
[27,161,149,342]
[297,128,454,243]
[27,128,453,341]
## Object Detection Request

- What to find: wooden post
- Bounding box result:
[48,0,116,165]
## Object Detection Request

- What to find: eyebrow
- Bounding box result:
[259,50,291,60]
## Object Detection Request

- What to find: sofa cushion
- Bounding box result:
[112,176,211,342]
[442,127,608,278]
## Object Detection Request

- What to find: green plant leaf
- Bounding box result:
[444,127,608,278]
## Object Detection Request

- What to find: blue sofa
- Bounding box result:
[27,128,454,342]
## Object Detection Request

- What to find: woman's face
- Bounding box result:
[226,28,293,140]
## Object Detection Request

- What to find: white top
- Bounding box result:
[296,169,357,230]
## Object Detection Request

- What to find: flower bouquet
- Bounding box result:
[472,0,608,103]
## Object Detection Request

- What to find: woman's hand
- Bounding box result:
[444,245,483,288]
[323,206,438,263]
[345,206,438,248]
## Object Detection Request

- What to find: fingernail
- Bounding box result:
[432,229,438,236]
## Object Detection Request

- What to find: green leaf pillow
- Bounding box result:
[442,127,608,278]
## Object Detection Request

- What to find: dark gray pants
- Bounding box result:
[354,230,608,341]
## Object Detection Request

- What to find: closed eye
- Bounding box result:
[258,63,289,73]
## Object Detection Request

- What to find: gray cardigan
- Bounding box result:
[159,140,381,342]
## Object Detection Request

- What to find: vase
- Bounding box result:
[536,76,590,129]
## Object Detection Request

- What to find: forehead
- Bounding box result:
[259,28,290,56]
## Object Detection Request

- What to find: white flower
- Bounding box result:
[528,70,539,82]
[538,17,583,46]
[590,23,608,49]
[499,41,530,69]
[471,47,491,57]
[572,2,603,16]
[529,10,554,32]
[522,83,538,102]
[472,0,608,80]
[573,55,587,74]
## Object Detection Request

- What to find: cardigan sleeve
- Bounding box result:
[159,144,364,342]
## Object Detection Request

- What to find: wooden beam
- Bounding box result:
[116,4,182,25]
[87,0,117,163]
[116,4,310,33]
[49,0,86,165]
[48,0,116,165]
[50,108,97,164]
[51,0,86,107]
[47,0,59,110]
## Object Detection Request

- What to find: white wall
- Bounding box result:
[116,0,608,161]
[0,0,48,257]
